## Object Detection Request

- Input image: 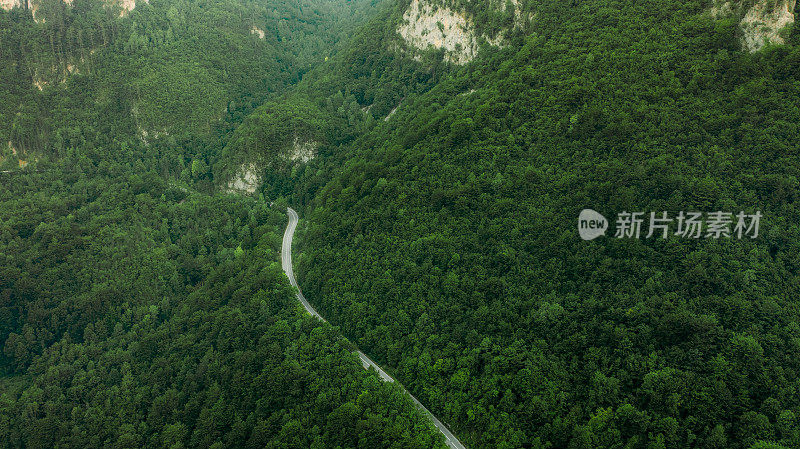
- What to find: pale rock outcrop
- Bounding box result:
[712,0,796,52]
[117,0,135,13]
[384,98,403,121]
[226,137,316,194]
[6,142,34,168]
[251,26,265,39]
[29,0,75,21]
[396,0,531,64]
[397,0,480,63]
[0,0,20,10]
[1,141,16,166]
[31,60,83,90]
[288,136,317,163]
[711,0,734,17]
[499,0,534,30]
[101,0,145,17]
[227,163,260,194]
[137,126,169,144]
[2,0,145,18]
[741,0,795,51]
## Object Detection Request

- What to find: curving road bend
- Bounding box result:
[281,208,325,322]
[281,207,467,449]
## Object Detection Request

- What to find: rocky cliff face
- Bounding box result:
[740,0,796,51]
[397,0,482,63]
[395,0,529,64]
[713,0,796,52]
[224,136,318,194]
[250,26,265,39]
[227,163,260,194]
[397,0,796,59]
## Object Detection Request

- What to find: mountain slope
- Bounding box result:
[0,0,459,447]
[221,0,800,448]
[0,161,448,448]
[0,0,379,177]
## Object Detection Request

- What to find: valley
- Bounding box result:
[4,0,800,448]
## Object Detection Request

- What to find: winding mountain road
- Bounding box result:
[281,207,467,449]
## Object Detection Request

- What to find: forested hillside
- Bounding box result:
[0,158,447,448]
[213,0,800,447]
[0,0,380,188]
[0,0,456,447]
[6,0,800,446]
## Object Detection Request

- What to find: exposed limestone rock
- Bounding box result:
[227,163,260,194]
[100,0,144,16]
[251,26,265,39]
[33,78,47,91]
[288,136,317,163]
[117,0,136,13]
[498,0,534,30]
[137,126,169,144]
[2,0,145,18]
[0,0,20,10]
[226,137,315,194]
[711,0,734,18]
[397,0,479,63]
[30,59,84,90]
[740,0,795,52]
[711,0,796,52]
[8,142,35,168]
[132,103,171,144]
[1,141,15,166]
[384,103,400,121]
[396,0,522,63]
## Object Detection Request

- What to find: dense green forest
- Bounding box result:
[0,0,381,187]
[211,0,800,448]
[0,158,447,448]
[0,0,453,447]
[6,0,800,446]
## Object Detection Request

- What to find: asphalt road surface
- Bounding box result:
[281,207,467,449]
